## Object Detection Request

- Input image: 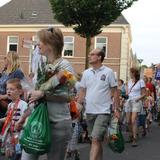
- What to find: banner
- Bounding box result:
[155,69,160,80]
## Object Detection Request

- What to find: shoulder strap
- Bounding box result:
[128,80,138,94]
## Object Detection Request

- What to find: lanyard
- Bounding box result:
[10,99,20,132]
[1,99,20,135]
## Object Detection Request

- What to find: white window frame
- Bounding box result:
[7,36,19,53]
[95,37,108,57]
[32,35,38,49]
[63,36,74,57]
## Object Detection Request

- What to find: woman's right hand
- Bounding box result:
[28,90,44,104]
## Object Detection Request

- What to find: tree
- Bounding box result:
[49,0,137,69]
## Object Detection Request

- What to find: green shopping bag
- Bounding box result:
[108,116,125,153]
[20,101,51,155]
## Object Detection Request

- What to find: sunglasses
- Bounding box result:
[47,27,54,33]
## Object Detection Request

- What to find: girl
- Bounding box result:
[144,88,154,132]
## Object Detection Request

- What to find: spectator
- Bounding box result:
[0,78,28,160]
[0,52,24,119]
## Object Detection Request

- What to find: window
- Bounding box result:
[32,35,38,49]
[7,36,19,52]
[95,37,107,56]
[63,36,74,57]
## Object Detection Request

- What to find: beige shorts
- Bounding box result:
[125,99,142,113]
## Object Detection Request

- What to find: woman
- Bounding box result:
[125,67,146,147]
[0,52,24,118]
[21,28,75,160]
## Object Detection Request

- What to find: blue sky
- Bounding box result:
[1,0,160,66]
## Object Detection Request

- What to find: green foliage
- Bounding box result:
[49,0,137,38]
[36,61,47,89]
[141,65,148,69]
[49,0,137,68]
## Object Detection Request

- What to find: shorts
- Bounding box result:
[86,114,111,141]
[138,115,146,126]
[125,99,142,113]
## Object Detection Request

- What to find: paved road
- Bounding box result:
[80,122,160,160]
[0,122,160,160]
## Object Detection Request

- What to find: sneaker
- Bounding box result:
[142,131,147,137]
[131,138,137,147]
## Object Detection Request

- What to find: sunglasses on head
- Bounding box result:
[47,27,54,33]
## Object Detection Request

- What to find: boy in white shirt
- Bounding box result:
[0,78,28,160]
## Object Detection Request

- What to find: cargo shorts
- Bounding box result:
[86,114,111,141]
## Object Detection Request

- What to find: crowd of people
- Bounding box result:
[118,69,160,147]
[0,27,160,160]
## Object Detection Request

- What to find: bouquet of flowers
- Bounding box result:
[36,61,77,99]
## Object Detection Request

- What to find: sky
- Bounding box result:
[123,0,160,66]
[0,0,160,66]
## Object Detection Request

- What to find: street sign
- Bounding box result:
[155,69,160,80]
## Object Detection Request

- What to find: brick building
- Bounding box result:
[0,0,135,82]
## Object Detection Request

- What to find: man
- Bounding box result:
[77,48,119,160]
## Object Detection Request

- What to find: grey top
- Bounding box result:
[46,58,74,122]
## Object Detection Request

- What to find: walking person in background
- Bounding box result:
[118,79,127,126]
[125,67,146,147]
[0,52,24,119]
[77,49,119,160]
[21,27,76,160]
[156,80,160,125]
[144,88,154,132]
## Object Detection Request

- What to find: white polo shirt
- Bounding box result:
[80,65,117,114]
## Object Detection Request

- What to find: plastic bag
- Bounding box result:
[108,116,124,153]
[20,101,51,155]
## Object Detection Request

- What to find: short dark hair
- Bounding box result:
[130,67,140,81]
[119,79,124,84]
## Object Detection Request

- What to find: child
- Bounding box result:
[144,88,154,132]
[0,78,28,160]
[65,101,83,160]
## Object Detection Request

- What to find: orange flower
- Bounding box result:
[111,134,118,141]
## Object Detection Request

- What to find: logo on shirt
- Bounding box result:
[100,74,106,81]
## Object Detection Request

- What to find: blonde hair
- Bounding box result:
[6,51,20,74]
[37,28,64,58]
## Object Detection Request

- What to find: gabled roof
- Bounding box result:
[0,0,56,24]
[0,0,129,25]
[113,14,129,25]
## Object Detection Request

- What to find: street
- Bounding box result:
[80,122,160,160]
[0,122,160,160]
